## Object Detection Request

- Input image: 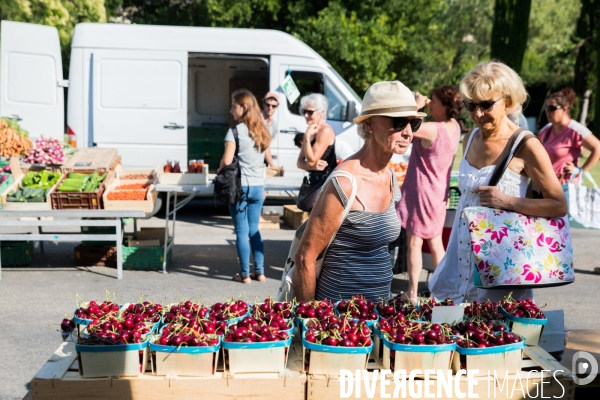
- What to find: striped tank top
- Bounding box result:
[316,169,402,302]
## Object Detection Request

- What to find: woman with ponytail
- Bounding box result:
[538,88,600,184]
[221,89,276,284]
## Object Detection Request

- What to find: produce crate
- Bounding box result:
[76,339,149,378]
[447,186,461,209]
[0,241,33,266]
[74,244,117,268]
[114,165,158,181]
[50,171,113,210]
[259,213,280,230]
[60,148,120,174]
[0,173,61,211]
[122,238,172,270]
[150,336,221,376]
[188,125,228,173]
[0,173,14,196]
[500,307,548,346]
[158,165,210,186]
[223,336,293,375]
[452,337,525,377]
[283,204,309,229]
[382,337,455,374]
[103,178,157,213]
[302,331,373,375]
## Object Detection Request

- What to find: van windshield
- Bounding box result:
[327,66,361,103]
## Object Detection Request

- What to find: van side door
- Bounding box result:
[88,49,187,168]
[0,21,65,141]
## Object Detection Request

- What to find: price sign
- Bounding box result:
[281,74,300,104]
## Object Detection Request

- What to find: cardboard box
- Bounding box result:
[127,238,161,247]
[135,227,168,246]
[283,205,308,229]
[259,214,280,230]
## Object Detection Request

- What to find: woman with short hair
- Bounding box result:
[220,89,272,284]
[293,81,424,302]
[429,61,567,303]
[296,93,336,211]
[397,85,463,301]
[538,87,600,184]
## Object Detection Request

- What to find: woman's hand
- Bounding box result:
[563,162,577,175]
[414,92,429,109]
[305,124,319,141]
[475,186,510,209]
[315,160,328,171]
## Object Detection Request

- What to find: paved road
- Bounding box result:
[1,200,598,399]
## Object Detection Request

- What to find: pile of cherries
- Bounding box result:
[295,300,335,321]
[377,319,455,346]
[464,299,506,321]
[376,297,414,319]
[452,319,507,337]
[337,295,378,322]
[74,300,120,322]
[500,295,546,319]
[224,315,291,343]
[304,315,372,347]
[252,297,293,320]
[163,300,209,323]
[78,316,154,346]
[122,301,163,324]
[210,299,249,321]
[455,330,522,349]
[155,325,219,347]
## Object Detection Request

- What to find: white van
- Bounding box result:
[1,21,362,188]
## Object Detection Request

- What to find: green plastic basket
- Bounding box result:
[1,241,33,266]
[122,238,172,270]
[80,219,121,246]
[447,186,461,210]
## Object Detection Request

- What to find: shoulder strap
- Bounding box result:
[488,130,540,187]
[463,128,478,159]
[320,170,358,250]
[232,126,240,157]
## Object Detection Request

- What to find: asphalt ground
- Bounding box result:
[1,199,599,399]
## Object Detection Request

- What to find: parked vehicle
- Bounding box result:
[1,21,362,194]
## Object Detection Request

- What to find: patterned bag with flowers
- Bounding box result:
[462,206,575,289]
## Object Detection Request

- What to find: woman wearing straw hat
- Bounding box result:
[292,81,426,302]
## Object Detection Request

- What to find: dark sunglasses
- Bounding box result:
[264,103,278,109]
[386,117,423,132]
[302,109,317,117]
[463,98,502,112]
[545,105,564,112]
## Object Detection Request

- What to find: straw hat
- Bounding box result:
[354,81,426,124]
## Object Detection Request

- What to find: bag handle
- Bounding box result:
[488,130,539,187]
[232,126,240,158]
[319,170,358,251]
[570,168,599,188]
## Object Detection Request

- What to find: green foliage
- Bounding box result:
[490,0,532,73]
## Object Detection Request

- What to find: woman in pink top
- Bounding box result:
[538,88,600,184]
[396,85,462,301]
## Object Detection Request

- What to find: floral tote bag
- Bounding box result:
[462,207,575,289]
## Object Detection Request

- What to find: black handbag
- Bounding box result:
[213,126,241,205]
[297,173,329,212]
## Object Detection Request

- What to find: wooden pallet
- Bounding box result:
[306,345,575,400]
[30,342,306,400]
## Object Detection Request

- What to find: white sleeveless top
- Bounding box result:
[428,129,534,303]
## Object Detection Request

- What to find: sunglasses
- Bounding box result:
[302,109,317,117]
[545,105,564,112]
[463,98,502,112]
[384,117,423,132]
[264,103,278,109]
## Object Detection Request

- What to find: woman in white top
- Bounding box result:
[429,61,567,303]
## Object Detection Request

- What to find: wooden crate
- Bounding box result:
[114,165,159,181]
[306,345,575,400]
[259,213,280,230]
[29,342,306,400]
[60,148,120,174]
[0,173,61,211]
[158,164,209,186]
[102,178,157,213]
[283,204,309,229]
[50,171,113,210]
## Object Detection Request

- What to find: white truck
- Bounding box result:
[0,20,363,190]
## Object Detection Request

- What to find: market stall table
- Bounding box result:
[0,209,144,279]
[155,177,300,274]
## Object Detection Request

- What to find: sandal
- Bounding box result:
[233,273,251,284]
[250,272,266,282]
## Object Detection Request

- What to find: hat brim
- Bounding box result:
[354,110,427,124]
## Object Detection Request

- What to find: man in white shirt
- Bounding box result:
[261,92,279,140]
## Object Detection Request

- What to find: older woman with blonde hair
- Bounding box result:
[293,81,425,302]
[429,61,567,303]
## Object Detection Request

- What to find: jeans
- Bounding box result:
[228,185,265,277]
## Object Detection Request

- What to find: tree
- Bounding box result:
[490,0,532,73]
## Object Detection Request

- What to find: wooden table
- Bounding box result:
[0,209,144,279]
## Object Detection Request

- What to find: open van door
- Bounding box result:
[0,21,65,140]
[89,49,188,168]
